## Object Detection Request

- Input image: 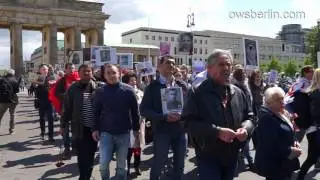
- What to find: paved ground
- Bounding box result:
[0,91,319,180]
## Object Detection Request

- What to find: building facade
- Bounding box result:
[277,24,311,53]
[121,26,307,66]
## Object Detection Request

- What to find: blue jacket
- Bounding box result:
[93,82,139,135]
[254,106,299,178]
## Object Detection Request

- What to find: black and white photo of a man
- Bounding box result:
[121,55,129,66]
[162,87,183,113]
[100,49,110,63]
[72,52,80,65]
[244,39,258,67]
[178,32,193,54]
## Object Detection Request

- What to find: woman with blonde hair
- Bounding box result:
[297,68,320,180]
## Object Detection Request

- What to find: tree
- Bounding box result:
[303,55,313,66]
[284,60,298,77]
[259,63,268,72]
[305,26,319,67]
[266,56,282,72]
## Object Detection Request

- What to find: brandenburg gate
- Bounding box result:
[0,0,109,77]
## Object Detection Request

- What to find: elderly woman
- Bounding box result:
[254,87,301,180]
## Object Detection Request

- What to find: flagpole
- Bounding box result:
[147,17,151,64]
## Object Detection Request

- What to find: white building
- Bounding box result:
[121,27,307,66]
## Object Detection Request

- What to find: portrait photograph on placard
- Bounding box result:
[82,48,91,62]
[118,53,133,69]
[135,60,155,77]
[69,51,83,68]
[178,32,193,54]
[99,48,110,63]
[160,42,171,56]
[161,87,184,114]
[90,46,100,60]
[243,38,259,69]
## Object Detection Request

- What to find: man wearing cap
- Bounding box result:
[0,69,19,134]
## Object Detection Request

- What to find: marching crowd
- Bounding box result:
[0,49,320,180]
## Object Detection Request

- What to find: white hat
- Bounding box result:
[7,69,15,75]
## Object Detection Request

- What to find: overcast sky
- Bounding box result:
[0,0,319,69]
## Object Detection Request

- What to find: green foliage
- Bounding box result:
[259,63,268,72]
[305,26,319,67]
[283,60,298,77]
[303,56,314,66]
[266,56,282,72]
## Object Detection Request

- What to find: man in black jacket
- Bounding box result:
[182,49,254,180]
[61,64,98,180]
[0,69,19,134]
[140,56,188,180]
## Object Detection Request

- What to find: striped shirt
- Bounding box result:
[82,92,94,128]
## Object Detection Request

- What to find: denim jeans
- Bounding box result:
[63,125,71,150]
[99,132,130,180]
[150,132,186,180]
[198,156,237,180]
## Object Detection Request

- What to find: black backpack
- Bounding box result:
[0,78,13,103]
[292,91,312,129]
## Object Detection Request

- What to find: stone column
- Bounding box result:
[97,28,104,46]
[10,23,23,77]
[84,29,98,48]
[64,27,82,63]
[42,25,58,65]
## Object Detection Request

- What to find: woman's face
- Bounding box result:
[128,77,137,87]
[254,73,262,86]
[269,93,285,113]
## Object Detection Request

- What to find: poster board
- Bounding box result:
[243,38,259,70]
[135,60,155,77]
[161,87,184,114]
[96,46,117,66]
[160,42,171,56]
[117,53,134,69]
[69,51,83,69]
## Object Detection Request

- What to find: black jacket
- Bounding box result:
[182,78,254,163]
[5,75,19,103]
[140,78,188,134]
[62,80,97,139]
[254,107,299,178]
[310,89,320,126]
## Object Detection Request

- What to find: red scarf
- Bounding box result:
[49,71,80,114]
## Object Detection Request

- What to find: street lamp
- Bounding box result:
[317,19,320,67]
[187,13,195,28]
[187,12,195,66]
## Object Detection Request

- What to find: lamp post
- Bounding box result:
[187,12,195,66]
[317,19,320,68]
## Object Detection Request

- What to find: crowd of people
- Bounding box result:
[0,49,320,180]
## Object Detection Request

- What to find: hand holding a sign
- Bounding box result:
[166,112,181,122]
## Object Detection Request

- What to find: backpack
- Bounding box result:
[291,91,312,129]
[0,78,13,103]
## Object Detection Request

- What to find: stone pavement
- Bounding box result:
[0,91,319,180]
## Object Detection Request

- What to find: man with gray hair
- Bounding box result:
[0,69,19,134]
[182,49,254,180]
